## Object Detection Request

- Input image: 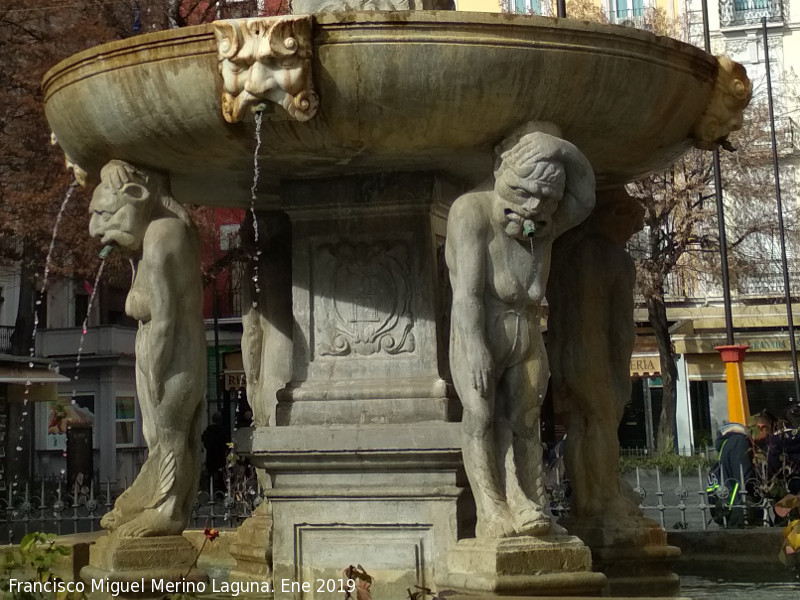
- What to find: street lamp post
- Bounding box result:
[700,0,751,424]
[762,17,800,403]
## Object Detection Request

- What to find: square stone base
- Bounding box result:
[243,422,465,600]
[81,534,207,599]
[436,535,607,596]
[562,516,681,597]
[228,506,273,583]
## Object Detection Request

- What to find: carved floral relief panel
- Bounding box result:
[313,241,416,357]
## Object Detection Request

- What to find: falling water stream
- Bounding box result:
[248,111,264,308]
[12,183,79,484]
[70,249,110,401]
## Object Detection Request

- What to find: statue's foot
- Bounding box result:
[100,507,135,531]
[114,508,184,538]
[476,513,517,538]
[549,521,569,536]
[512,506,553,537]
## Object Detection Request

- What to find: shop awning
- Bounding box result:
[0,366,69,384]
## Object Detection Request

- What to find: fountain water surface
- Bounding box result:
[42,8,750,599]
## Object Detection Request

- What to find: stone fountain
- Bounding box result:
[43,8,750,599]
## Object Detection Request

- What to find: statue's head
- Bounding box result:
[692,56,751,151]
[89,160,162,251]
[494,131,595,240]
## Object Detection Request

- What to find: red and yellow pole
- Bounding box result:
[715,344,750,425]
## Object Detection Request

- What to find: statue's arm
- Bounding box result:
[143,224,181,402]
[609,253,636,414]
[446,198,493,394]
[241,285,264,387]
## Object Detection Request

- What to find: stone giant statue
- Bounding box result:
[239,210,293,429]
[88,160,206,537]
[445,131,595,538]
[547,188,644,520]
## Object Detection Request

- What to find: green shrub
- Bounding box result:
[619,453,714,474]
[0,532,87,599]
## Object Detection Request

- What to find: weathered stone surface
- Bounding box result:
[239,422,464,600]
[240,210,293,428]
[437,535,607,596]
[446,127,594,538]
[88,160,205,538]
[214,16,318,123]
[290,0,454,11]
[692,56,751,151]
[81,534,207,597]
[227,503,274,583]
[275,173,460,427]
[44,12,725,204]
[563,516,681,597]
[547,187,644,520]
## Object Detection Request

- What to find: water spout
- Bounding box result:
[71,256,108,401]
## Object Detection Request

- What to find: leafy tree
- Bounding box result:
[499,0,799,452]
[627,90,799,453]
[0,0,262,356]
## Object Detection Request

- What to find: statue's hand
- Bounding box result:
[467,344,494,395]
[148,370,164,406]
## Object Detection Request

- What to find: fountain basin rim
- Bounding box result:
[42,10,722,199]
[43,11,715,97]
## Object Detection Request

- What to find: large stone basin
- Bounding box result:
[43,10,717,204]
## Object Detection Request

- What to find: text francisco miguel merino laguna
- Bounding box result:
[7,577,286,596]
[9,576,357,596]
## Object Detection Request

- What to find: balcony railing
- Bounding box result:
[606,8,652,30]
[650,264,800,301]
[736,270,800,297]
[719,0,783,27]
[36,325,136,358]
[0,325,13,354]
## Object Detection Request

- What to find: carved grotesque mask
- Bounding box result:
[214,17,318,123]
[692,56,751,151]
[89,161,155,251]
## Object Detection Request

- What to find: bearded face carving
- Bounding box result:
[214,16,319,123]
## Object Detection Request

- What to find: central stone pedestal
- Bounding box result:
[436,535,607,596]
[236,173,466,599]
[563,516,681,597]
[240,423,465,600]
[80,534,206,599]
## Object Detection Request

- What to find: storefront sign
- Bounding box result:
[744,337,797,352]
[630,354,661,377]
[224,372,245,390]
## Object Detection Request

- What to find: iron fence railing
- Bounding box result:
[4,463,789,544]
[549,463,789,531]
[1,465,263,544]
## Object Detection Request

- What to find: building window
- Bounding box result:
[508,0,543,14]
[608,0,645,23]
[115,395,137,447]
[48,394,95,451]
[720,0,783,27]
[219,224,241,251]
[74,291,89,329]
